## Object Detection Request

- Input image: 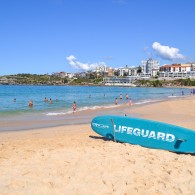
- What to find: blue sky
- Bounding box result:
[0,0,195,75]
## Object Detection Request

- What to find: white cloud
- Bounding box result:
[152,42,185,61]
[66,55,76,61]
[66,55,106,71]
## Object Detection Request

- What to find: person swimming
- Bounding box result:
[28,100,33,107]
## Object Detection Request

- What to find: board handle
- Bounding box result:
[174,139,187,149]
[177,139,186,142]
[110,119,116,142]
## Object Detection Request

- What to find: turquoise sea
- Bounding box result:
[0,85,190,131]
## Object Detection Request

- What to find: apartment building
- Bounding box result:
[141,58,160,77]
[159,63,195,78]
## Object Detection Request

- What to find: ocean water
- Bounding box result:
[0,85,190,131]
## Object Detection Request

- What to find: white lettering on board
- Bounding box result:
[93,123,176,143]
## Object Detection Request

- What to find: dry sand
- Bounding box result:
[0,96,195,195]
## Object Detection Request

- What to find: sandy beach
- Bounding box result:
[0,96,195,195]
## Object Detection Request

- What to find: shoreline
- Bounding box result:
[1,85,193,131]
[1,94,194,133]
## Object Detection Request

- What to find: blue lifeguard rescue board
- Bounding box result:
[91,115,195,153]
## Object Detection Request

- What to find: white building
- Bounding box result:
[118,65,129,76]
[67,73,75,79]
[141,58,160,77]
[118,65,139,76]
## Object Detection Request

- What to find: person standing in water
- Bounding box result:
[44,97,48,102]
[73,101,77,113]
[115,98,118,105]
[126,94,129,99]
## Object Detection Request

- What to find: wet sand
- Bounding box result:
[0,96,195,194]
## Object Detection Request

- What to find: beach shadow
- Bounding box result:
[90,136,195,155]
[172,151,195,156]
[89,135,112,142]
[89,135,123,144]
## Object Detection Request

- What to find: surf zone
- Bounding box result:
[114,125,175,142]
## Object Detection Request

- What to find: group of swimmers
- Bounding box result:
[44,97,53,104]
[15,92,134,112]
[28,97,60,106]
[191,88,195,95]
[27,97,77,113]
[28,97,52,107]
[13,96,77,113]
[115,93,132,106]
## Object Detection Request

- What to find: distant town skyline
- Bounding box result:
[1,0,195,75]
